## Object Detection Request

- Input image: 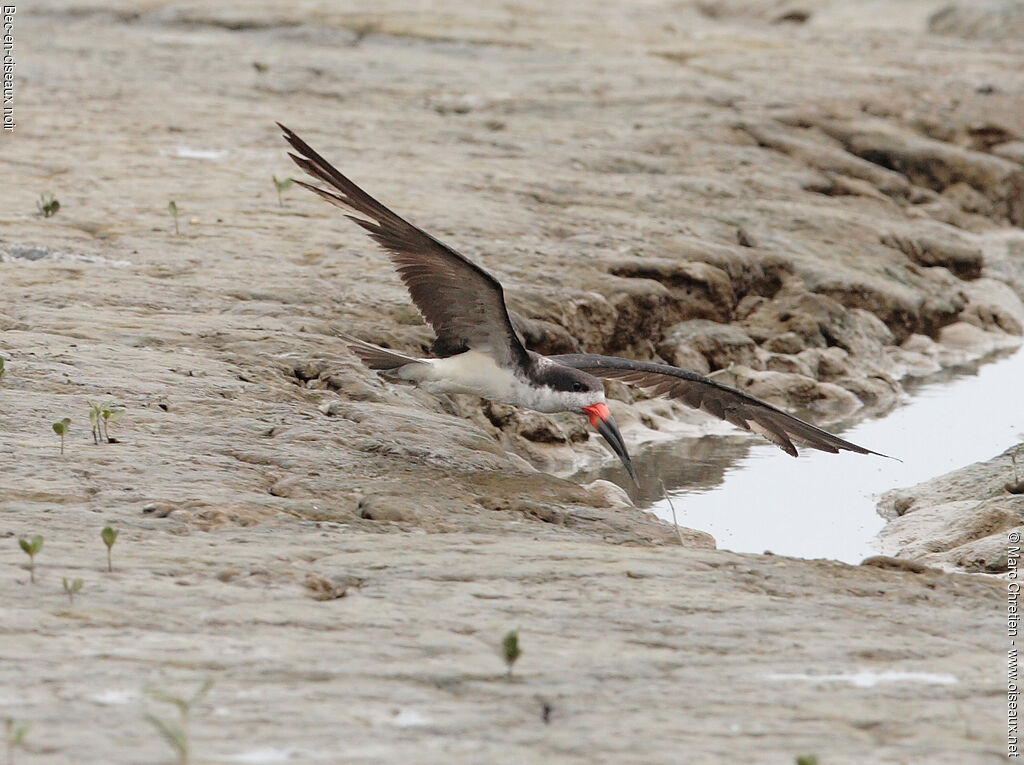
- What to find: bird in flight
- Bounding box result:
[279,124,882,485]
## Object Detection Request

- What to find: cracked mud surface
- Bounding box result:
[2,1,1022,762]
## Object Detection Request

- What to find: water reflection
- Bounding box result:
[574,434,758,505]
[577,345,1024,563]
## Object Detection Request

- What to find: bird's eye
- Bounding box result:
[572,381,584,392]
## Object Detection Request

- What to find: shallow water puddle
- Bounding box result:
[220,748,298,763]
[765,671,957,687]
[583,345,1024,563]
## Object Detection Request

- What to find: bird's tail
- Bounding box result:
[339,333,425,372]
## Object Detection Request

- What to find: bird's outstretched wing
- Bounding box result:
[279,123,529,368]
[549,354,885,457]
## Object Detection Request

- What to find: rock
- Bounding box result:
[831,375,901,408]
[303,572,351,600]
[879,443,1024,571]
[728,368,862,417]
[358,494,424,523]
[582,479,634,509]
[882,232,984,280]
[268,476,314,498]
[993,141,1024,165]
[937,321,996,348]
[607,259,735,326]
[929,1,1024,42]
[959,278,1024,335]
[141,502,177,518]
[743,287,895,360]
[657,319,759,371]
[763,332,805,355]
[763,352,813,377]
[483,403,588,444]
[860,556,937,574]
[797,346,851,380]
[511,311,581,355]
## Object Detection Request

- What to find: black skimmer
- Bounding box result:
[279,124,882,485]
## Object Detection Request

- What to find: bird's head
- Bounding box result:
[546,367,638,486]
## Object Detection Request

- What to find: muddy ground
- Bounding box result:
[2,1,1023,762]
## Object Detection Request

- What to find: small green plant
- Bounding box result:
[144,680,213,765]
[62,577,84,606]
[502,630,522,678]
[89,401,124,444]
[795,756,819,765]
[37,192,60,218]
[1007,445,1024,495]
[0,356,5,379]
[52,417,71,454]
[18,535,43,583]
[168,200,179,235]
[101,526,119,572]
[4,718,31,765]
[272,175,293,207]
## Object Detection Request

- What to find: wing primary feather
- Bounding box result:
[279,123,529,368]
[550,353,890,459]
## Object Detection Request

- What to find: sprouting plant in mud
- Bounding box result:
[0,356,5,379]
[62,577,84,606]
[272,175,293,207]
[795,756,819,765]
[168,200,180,235]
[89,401,124,444]
[18,535,43,583]
[52,417,71,455]
[101,526,119,572]
[1007,445,1024,495]
[144,679,213,765]
[502,630,522,678]
[4,718,31,765]
[37,192,60,218]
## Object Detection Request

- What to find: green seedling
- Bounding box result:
[18,535,43,583]
[144,680,213,765]
[1008,445,1024,495]
[0,356,5,379]
[52,417,71,454]
[795,757,819,765]
[89,401,124,444]
[101,526,119,572]
[37,192,60,218]
[168,200,179,235]
[252,61,269,75]
[4,718,31,765]
[502,630,522,678]
[62,577,83,606]
[272,175,293,207]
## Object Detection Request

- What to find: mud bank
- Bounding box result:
[1,1,1021,762]
[880,442,1024,573]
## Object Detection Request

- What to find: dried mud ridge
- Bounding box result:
[2,1,1022,762]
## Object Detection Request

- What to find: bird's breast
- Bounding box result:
[413,351,562,412]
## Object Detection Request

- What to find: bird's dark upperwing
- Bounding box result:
[279,123,529,368]
[549,354,885,458]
